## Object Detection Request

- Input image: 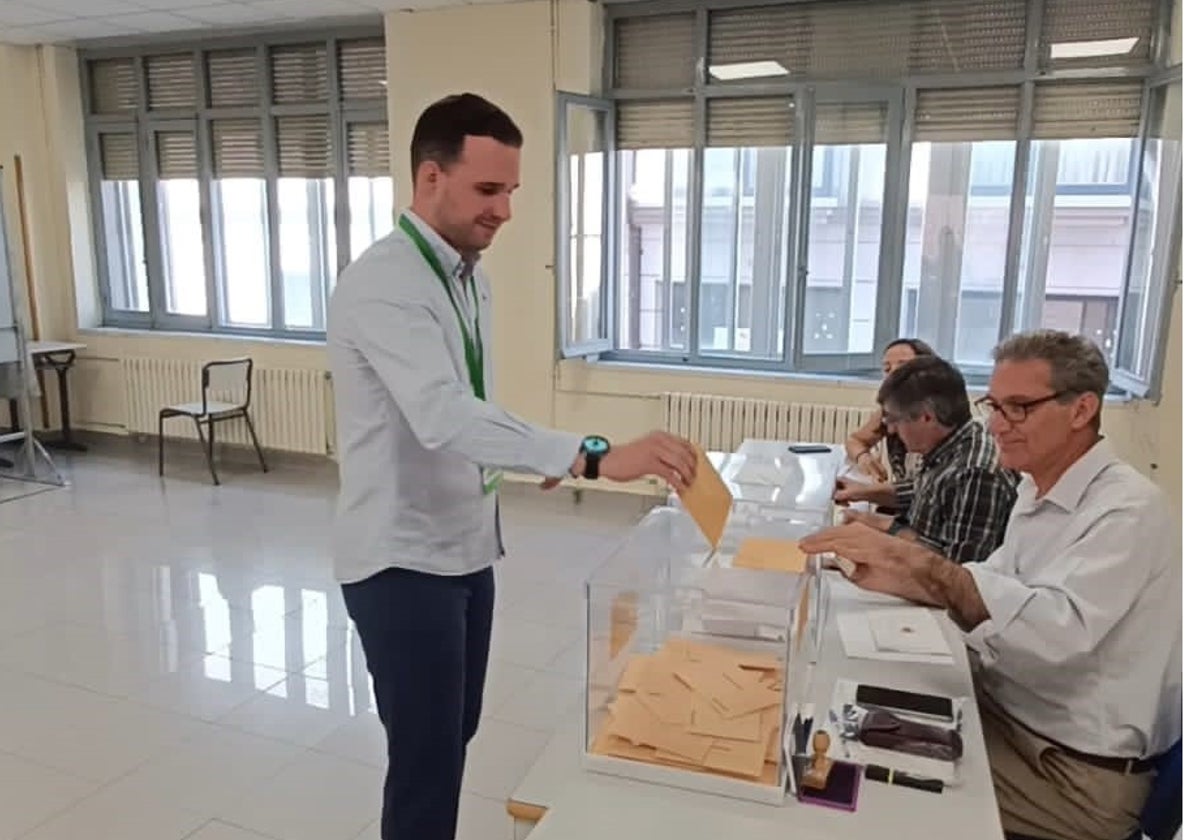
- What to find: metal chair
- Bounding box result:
[158,357,268,485]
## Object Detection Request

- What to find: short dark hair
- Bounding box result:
[409,93,523,181]
[884,337,936,358]
[877,355,971,428]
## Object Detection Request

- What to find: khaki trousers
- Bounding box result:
[979,693,1153,840]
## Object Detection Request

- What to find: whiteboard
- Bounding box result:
[0,166,19,365]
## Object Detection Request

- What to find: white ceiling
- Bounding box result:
[0,0,504,45]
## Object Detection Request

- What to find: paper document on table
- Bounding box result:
[867,608,952,656]
[836,612,954,665]
[679,444,733,549]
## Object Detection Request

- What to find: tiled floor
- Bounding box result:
[0,437,652,840]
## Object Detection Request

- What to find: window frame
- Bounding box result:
[1110,66,1182,398]
[556,92,617,358]
[573,0,1177,387]
[81,27,389,340]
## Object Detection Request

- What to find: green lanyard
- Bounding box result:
[398,215,486,401]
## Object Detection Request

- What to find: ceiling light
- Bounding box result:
[1050,37,1140,60]
[708,60,789,81]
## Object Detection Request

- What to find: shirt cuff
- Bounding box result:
[961,563,1036,665]
[529,429,583,478]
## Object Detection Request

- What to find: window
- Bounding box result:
[84,31,391,337]
[700,98,793,360]
[904,87,1019,366]
[1013,81,1145,357]
[94,131,148,313]
[211,119,269,328]
[347,122,394,263]
[1114,76,1181,393]
[559,0,1177,393]
[558,96,613,357]
[276,115,336,331]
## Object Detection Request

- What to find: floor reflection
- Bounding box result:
[166,568,375,717]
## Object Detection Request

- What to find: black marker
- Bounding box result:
[864,763,944,794]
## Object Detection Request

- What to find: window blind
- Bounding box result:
[706,97,793,147]
[702,0,1025,82]
[814,101,889,145]
[155,132,198,179]
[708,5,807,76]
[613,13,696,89]
[1040,0,1156,67]
[271,43,328,104]
[90,58,137,114]
[207,49,259,108]
[1032,80,1144,139]
[212,119,265,178]
[99,133,138,180]
[347,122,390,177]
[276,115,333,177]
[338,39,386,101]
[616,101,695,149]
[146,54,196,110]
[914,87,1021,141]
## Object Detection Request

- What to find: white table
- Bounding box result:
[507,577,1003,840]
[730,440,845,515]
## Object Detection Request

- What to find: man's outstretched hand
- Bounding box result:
[543,431,699,494]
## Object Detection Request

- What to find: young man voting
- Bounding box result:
[328,93,697,840]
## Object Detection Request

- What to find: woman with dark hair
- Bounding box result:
[844,338,936,483]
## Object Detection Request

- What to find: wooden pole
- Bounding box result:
[13,155,49,429]
[12,156,40,340]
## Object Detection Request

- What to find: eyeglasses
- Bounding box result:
[974,391,1070,424]
[880,410,916,427]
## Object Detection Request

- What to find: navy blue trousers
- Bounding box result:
[342,565,495,840]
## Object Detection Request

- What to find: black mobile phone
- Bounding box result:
[788,444,832,454]
[855,684,954,721]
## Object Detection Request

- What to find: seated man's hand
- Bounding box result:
[841,508,894,533]
[855,453,890,483]
[833,476,889,506]
[800,523,937,605]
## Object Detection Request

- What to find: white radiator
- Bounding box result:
[661,392,876,452]
[121,357,330,455]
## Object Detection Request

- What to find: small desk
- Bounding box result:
[508,578,1003,840]
[5,341,88,452]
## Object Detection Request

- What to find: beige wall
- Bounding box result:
[0,2,1184,509]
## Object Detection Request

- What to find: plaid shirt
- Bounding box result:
[895,420,1019,564]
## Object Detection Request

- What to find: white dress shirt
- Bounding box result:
[964,438,1182,759]
[327,210,582,584]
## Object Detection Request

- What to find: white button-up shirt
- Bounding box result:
[964,439,1181,758]
[327,210,582,583]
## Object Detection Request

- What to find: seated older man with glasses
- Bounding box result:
[838,355,1019,564]
[802,330,1182,840]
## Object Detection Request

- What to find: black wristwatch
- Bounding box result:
[579,435,611,480]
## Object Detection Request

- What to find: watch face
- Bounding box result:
[582,436,610,455]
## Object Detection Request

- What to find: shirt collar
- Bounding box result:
[921,419,979,469]
[1017,437,1118,513]
[400,208,475,283]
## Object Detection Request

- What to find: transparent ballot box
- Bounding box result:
[583,507,821,805]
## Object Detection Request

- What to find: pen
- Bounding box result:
[864,763,944,794]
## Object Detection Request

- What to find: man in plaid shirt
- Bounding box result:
[837,356,1019,564]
